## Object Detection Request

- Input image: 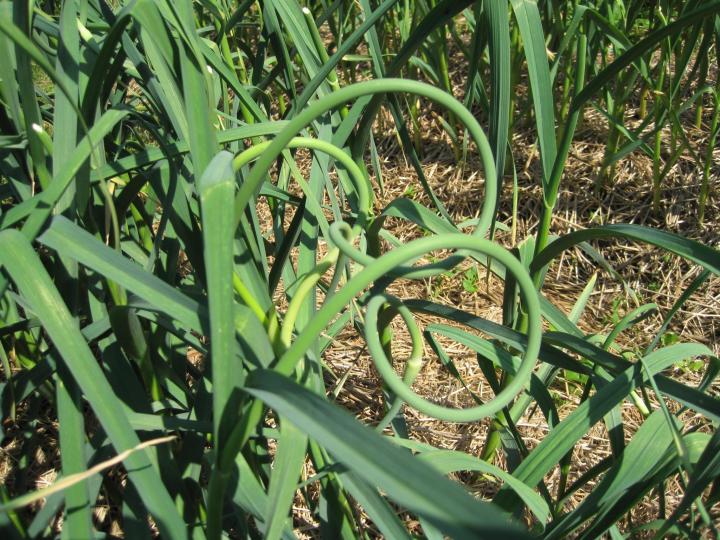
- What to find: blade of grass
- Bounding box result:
[510,0,557,189]
[55,376,93,540]
[0,434,175,513]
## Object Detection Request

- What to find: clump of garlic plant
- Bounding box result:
[0,1,719,539]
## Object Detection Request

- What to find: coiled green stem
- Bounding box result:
[233,136,371,231]
[362,240,541,422]
[370,294,424,432]
[234,79,497,238]
[275,222,542,422]
[221,78,532,498]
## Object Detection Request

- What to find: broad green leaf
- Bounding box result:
[245,369,530,538]
[264,420,308,540]
[545,410,679,538]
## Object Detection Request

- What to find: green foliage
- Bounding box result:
[462,266,481,293]
[0,0,718,538]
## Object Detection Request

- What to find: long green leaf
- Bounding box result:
[246,369,530,538]
[531,224,720,277]
[510,0,557,187]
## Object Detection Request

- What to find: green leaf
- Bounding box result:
[199,151,241,443]
[415,449,549,525]
[546,410,680,538]
[532,224,720,278]
[38,216,206,333]
[246,369,530,538]
[264,420,308,540]
[56,377,93,540]
[510,0,557,189]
